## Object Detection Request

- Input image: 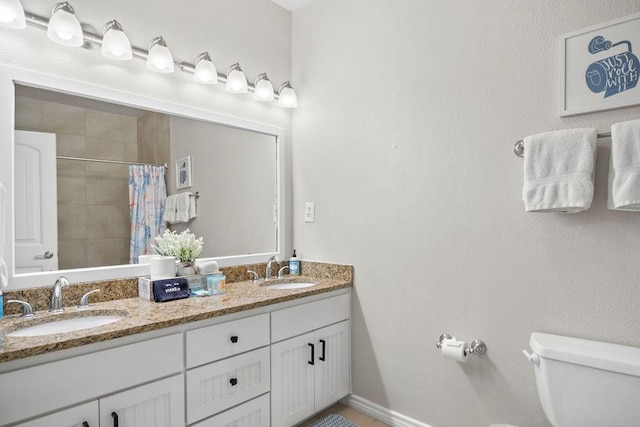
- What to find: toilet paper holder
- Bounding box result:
[436,334,487,356]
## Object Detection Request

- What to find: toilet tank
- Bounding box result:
[527,332,640,427]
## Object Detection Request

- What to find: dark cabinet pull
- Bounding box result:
[319,339,326,361]
[111,411,119,427]
[83,422,89,427]
[308,343,315,365]
[230,335,238,343]
[230,377,238,386]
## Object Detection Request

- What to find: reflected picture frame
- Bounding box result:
[176,156,192,189]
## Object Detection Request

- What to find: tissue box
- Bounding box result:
[138,275,206,301]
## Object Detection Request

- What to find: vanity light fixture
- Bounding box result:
[47,2,83,47]
[193,52,218,84]
[277,81,298,108]
[146,36,174,73]
[226,63,248,94]
[254,73,275,101]
[0,0,25,29]
[2,3,298,107]
[101,20,132,60]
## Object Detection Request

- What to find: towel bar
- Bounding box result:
[513,131,611,157]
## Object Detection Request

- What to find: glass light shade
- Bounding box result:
[146,37,174,73]
[278,83,298,108]
[194,53,218,84]
[0,0,26,29]
[47,2,83,47]
[102,20,132,60]
[226,64,248,94]
[254,74,275,101]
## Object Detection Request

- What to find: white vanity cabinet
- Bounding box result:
[0,334,184,426]
[0,288,351,427]
[270,294,351,427]
[185,313,271,425]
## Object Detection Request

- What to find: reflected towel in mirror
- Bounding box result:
[164,192,197,224]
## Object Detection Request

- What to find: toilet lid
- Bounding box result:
[530,332,640,377]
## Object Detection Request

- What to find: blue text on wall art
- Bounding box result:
[585,36,639,98]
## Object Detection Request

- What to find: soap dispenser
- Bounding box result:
[289,250,300,275]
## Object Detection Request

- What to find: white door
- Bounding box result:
[270,332,315,427]
[14,130,58,273]
[315,321,351,410]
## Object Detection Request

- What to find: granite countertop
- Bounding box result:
[0,274,351,363]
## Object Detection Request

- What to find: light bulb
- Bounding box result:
[254,73,274,101]
[47,2,83,47]
[102,20,132,61]
[278,82,298,108]
[147,36,174,73]
[194,52,218,84]
[226,63,248,94]
[0,0,25,29]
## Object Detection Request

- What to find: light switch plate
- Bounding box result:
[305,202,315,223]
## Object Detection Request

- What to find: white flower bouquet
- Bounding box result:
[152,229,204,262]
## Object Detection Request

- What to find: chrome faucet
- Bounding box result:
[265,256,281,280]
[50,276,70,313]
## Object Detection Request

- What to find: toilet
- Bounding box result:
[523,332,640,427]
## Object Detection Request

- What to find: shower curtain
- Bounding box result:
[129,165,167,264]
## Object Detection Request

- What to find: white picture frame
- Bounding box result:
[561,12,640,117]
[176,156,192,189]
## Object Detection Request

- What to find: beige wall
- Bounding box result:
[15,96,137,269]
[292,1,640,426]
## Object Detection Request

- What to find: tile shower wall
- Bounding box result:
[15,96,137,269]
[137,111,170,167]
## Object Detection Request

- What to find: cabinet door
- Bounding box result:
[99,374,184,427]
[270,332,315,427]
[14,401,99,427]
[315,321,351,410]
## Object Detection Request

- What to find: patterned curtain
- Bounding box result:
[129,165,167,263]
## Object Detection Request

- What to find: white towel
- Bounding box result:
[608,119,640,210]
[163,194,178,224]
[0,183,7,288]
[522,128,597,212]
[176,192,190,223]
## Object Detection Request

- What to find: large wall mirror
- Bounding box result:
[0,66,287,290]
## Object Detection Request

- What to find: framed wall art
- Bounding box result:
[175,156,192,189]
[561,12,640,116]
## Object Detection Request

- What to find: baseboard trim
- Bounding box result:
[340,394,433,427]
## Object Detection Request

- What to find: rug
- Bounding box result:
[310,413,359,427]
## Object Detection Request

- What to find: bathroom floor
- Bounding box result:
[297,403,391,427]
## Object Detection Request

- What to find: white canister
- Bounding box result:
[138,254,160,264]
[150,256,176,279]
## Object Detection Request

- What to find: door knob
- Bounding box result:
[33,251,54,260]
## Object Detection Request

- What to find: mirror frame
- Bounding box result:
[0,65,287,290]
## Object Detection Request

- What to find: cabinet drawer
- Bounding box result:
[271,293,350,342]
[186,347,271,424]
[186,313,270,368]
[191,393,270,427]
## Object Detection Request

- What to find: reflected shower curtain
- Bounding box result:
[129,165,167,263]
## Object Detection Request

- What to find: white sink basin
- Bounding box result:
[8,315,125,337]
[262,282,317,290]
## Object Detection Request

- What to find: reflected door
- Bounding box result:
[14,130,58,273]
